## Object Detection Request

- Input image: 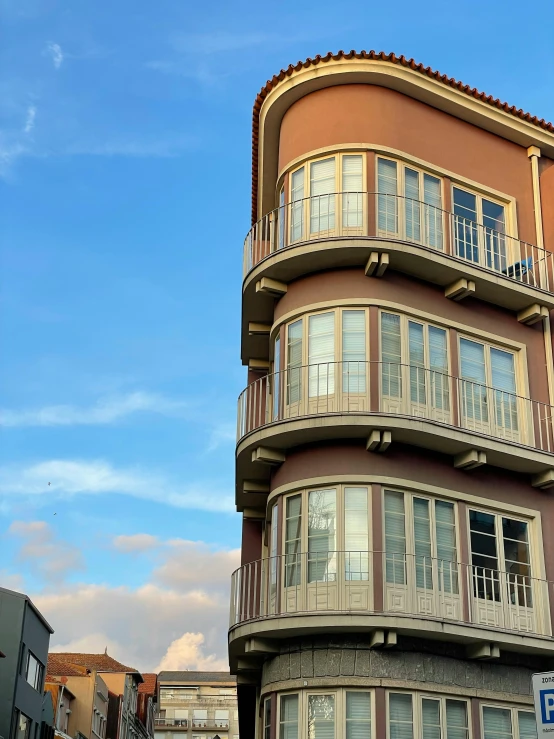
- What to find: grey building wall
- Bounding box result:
[0,589,53,739]
[260,636,539,704]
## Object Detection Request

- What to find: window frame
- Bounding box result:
[284,308,370,374]
[376,155,446,248]
[382,488,461,576]
[25,652,43,692]
[480,702,537,739]
[387,690,471,739]
[288,153,367,242]
[276,689,375,739]
[281,486,372,570]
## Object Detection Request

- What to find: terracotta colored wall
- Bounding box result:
[540,157,554,253]
[278,85,537,245]
[273,268,550,405]
[270,443,554,581]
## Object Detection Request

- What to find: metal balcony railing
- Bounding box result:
[155,720,188,728]
[243,193,554,294]
[236,361,554,455]
[230,551,554,639]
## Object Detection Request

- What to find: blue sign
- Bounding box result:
[540,689,554,724]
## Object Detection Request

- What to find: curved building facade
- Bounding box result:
[229,51,554,739]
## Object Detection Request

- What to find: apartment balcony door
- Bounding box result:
[459,339,521,444]
[453,188,508,272]
[469,509,536,633]
[384,492,461,621]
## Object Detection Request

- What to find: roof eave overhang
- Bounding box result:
[255,57,554,222]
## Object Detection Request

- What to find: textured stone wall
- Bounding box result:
[261,637,535,699]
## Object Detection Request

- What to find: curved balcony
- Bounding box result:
[236,362,554,485]
[228,551,554,656]
[241,193,554,362]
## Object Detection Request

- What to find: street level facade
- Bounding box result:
[228,51,554,739]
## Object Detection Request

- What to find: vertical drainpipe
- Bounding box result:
[527,145,554,407]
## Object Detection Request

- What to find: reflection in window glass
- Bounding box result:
[308,695,335,739]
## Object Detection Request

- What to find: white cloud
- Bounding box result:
[47,42,64,69]
[0,391,189,427]
[113,533,159,553]
[32,538,239,671]
[23,105,36,134]
[0,459,234,512]
[156,540,240,589]
[9,520,84,580]
[155,632,228,672]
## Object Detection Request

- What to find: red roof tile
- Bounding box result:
[251,50,554,223]
[138,673,157,694]
[47,654,90,678]
[52,652,141,678]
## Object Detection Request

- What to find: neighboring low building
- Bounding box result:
[50,654,149,739]
[0,587,54,739]
[155,672,238,739]
[45,654,109,739]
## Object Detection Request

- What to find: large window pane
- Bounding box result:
[344,488,369,580]
[381,313,402,398]
[518,711,537,739]
[423,174,443,249]
[460,339,488,423]
[264,699,271,739]
[413,498,432,589]
[389,693,413,739]
[408,322,426,405]
[404,168,421,242]
[308,695,335,739]
[287,320,303,405]
[503,517,532,607]
[285,496,302,587]
[291,169,304,242]
[490,349,517,432]
[342,156,363,228]
[422,698,441,739]
[273,335,281,420]
[429,327,449,411]
[342,311,366,393]
[385,492,406,584]
[280,696,298,739]
[309,313,335,397]
[378,159,398,234]
[346,692,371,739]
[445,700,468,739]
[453,188,478,263]
[308,490,336,582]
[483,707,512,739]
[482,199,506,271]
[469,510,500,602]
[435,501,458,594]
[310,159,336,233]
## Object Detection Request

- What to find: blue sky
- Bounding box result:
[1,0,553,670]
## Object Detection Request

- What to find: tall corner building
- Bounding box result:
[228,51,554,739]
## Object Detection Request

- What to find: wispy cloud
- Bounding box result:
[0,459,234,512]
[64,135,198,158]
[206,422,236,452]
[23,105,36,134]
[113,533,159,553]
[9,520,84,581]
[0,391,189,427]
[47,42,64,69]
